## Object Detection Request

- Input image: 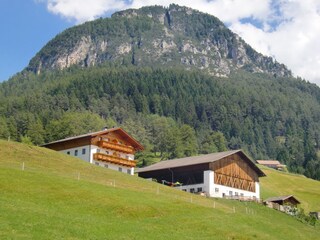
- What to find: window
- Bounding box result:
[182,189,187,192]
[190,188,195,193]
[118,167,122,172]
[96,149,100,153]
[235,192,239,196]
[197,187,202,192]
[82,148,86,155]
[240,193,244,197]
[95,162,99,166]
[127,169,131,174]
[229,191,233,196]
[74,150,78,156]
[105,151,109,154]
[215,188,219,193]
[67,151,70,155]
[104,164,108,168]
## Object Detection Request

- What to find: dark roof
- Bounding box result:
[264,195,301,204]
[42,127,144,150]
[136,150,265,177]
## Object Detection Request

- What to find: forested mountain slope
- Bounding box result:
[1,66,320,179]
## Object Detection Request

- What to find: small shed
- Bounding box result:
[264,195,300,214]
[264,195,300,206]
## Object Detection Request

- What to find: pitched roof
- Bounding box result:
[256,160,281,165]
[264,195,300,204]
[136,150,265,177]
[42,127,144,150]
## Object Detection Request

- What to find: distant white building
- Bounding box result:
[136,150,265,199]
[43,128,144,175]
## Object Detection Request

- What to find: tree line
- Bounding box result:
[0,65,319,179]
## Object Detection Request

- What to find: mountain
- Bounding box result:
[0,140,319,239]
[27,4,291,78]
[0,5,320,180]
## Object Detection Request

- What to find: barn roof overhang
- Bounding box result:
[136,150,265,177]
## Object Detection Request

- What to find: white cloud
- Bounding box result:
[38,0,320,85]
[39,0,271,23]
[230,0,320,85]
[42,0,127,22]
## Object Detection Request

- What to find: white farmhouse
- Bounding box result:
[43,128,144,175]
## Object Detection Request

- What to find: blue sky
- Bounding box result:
[0,0,72,81]
[1,0,320,86]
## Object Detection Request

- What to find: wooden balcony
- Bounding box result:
[93,153,137,167]
[97,140,134,154]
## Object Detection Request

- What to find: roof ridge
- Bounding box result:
[136,149,265,177]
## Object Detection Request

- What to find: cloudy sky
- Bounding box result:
[1,0,320,86]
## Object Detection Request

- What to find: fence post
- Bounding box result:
[213,201,216,209]
[22,162,25,171]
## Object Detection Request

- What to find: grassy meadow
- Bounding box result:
[0,140,319,239]
[260,165,320,212]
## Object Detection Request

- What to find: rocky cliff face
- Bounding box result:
[27,4,291,77]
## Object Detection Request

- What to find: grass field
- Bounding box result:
[0,140,319,239]
[260,165,320,212]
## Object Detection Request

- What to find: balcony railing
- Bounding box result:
[93,153,137,167]
[97,140,134,154]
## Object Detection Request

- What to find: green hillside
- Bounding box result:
[0,140,319,239]
[260,166,320,212]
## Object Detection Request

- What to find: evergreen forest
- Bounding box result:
[0,65,320,180]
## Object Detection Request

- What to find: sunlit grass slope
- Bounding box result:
[260,165,320,212]
[0,140,319,239]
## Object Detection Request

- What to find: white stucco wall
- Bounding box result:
[203,170,214,196]
[210,183,259,199]
[177,183,205,193]
[175,170,260,199]
[93,160,134,175]
[255,182,260,199]
[59,145,135,175]
[60,145,91,162]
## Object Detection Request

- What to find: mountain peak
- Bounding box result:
[27,5,291,78]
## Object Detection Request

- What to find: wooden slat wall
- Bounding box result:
[211,153,258,192]
[91,132,132,148]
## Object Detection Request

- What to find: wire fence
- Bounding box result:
[1,160,260,215]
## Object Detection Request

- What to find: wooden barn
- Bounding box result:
[43,127,143,175]
[136,150,265,199]
[264,195,300,214]
[264,195,300,206]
